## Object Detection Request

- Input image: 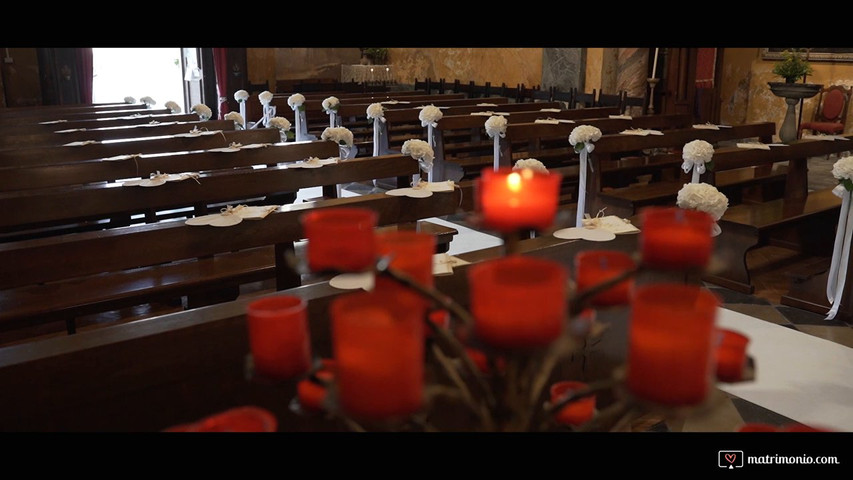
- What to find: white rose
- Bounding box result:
[676,182,729,221]
[288,93,306,110]
[234,90,249,102]
[419,105,443,127]
[124,96,136,104]
[269,116,291,131]
[259,91,274,106]
[140,96,156,106]
[366,103,385,121]
[682,139,715,174]
[164,101,181,113]
[401,139,435,171]
[321,126,354,147]
[191,104,212,121]
[568,125,602,146]
[322,96,340,113]
[832,155,853,182]
[513,158,548,173]
[224,111,244,126]
[485,115,508,139]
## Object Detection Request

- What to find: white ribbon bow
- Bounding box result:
[682,158,706,183]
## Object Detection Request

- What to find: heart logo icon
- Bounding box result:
[725,453,737,464]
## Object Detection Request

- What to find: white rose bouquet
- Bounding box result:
[124,96,136,104]
[259,91,274,106]
[322,96,340,114]
[682,139,715,182]
[288,93,306,111]
[676,182,729,236]
[402,139,435,172]
[485,115,508,139]
[419,105,443,127]
[234,90,249,103]
[191,104,212,121]
[367,103,385,122]
[513,158,548,173]
[164,101,181,113]
[321,126,354,147]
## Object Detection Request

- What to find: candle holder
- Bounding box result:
[249,196,761,432]
[647,78,659,115]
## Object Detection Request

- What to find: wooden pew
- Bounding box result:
[0,113,197,137]
[0,128,281,168]
[0,119,234,149]
[0,107,173,125]
[0,185,468,337]
[0,102,147,119]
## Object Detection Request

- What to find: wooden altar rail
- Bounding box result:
[0,129,281,169]
[0,119,235,150]
[0,113,197,137]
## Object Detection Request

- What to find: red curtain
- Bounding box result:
[212,47,230,119]
[695,48,716,89]
[75,48,93,104]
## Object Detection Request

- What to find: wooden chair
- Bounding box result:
[574,89,597,108]
[799,84,852,137]
[596,91,627,112]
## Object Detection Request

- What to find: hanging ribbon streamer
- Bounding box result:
[826,185,853,320]
[493,135,501,171]
[372,117,384,157]
[682,159,706,183]
[239,102,247,129]
[576,143,595,228]
[293,108,307,142]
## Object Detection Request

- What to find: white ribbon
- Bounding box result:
[576,143,595,228]
[239,101,247,129]
[327,111,338,128]
[427,124,435,149]
[372,117,382,157]
[492,136,501,171]
[682,159,706,183]
[293,108,309,142]
[826,185,853,320]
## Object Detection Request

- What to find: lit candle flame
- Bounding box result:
[506,172,522,192]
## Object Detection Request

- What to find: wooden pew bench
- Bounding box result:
[0,107,172,125]
[0,189,468,337]
[0,113,198,137]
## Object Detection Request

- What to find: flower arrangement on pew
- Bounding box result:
[682,140,715,184]
[239,147,762,432]
[124,96,136,104]
[164,101,182,114]
[225,112,245,130]
[234,89,249,127]
[191,104,212,121]
[401,139,434,184]
[269,116,292,143]
[140,96,156,107]
[321,126,355,160]
[676,183,728,237]
[826,155,853,320]
[322,96,341,128]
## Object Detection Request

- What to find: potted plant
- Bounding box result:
[772,49,813,83]
[363,48,389,65]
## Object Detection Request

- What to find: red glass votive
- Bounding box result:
[550,381,596,426]
[464,347,507,375]
[714,329,750,383]
[574,250,635,306]
[426,309,451,338]
[640,207,713,270]
[297,368,335,414]
[468,255,568,349]
[476,167,562,232]
[626,284,719,406]
[301,207,377,272]
[163,407,278,432]
[331,287,425,421]
[246,295,311,380]
[737,423,779,432]
[374,230,436,313]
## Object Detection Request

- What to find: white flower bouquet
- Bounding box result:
[140,96,156,106]
[676,182,729,221]
[402,139,435,171]
[485,115,508,139]
[191,104,212,121]
[419,105,444,127]
[269,116,291,131]
[569,125,602,151]
[259,91,274,106]
[288,93,306,111]
[234,90,250,103]
[321,126,354,147]
[367,103,385,121]
[322,96,340,114]
[224,111,244,127]
[124,96,136,104]
[164,101,181,113]
[513,158,548,173]
[832,155,853,191]
[682,139,715,176]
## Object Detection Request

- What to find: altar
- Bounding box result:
[341,64,394,84]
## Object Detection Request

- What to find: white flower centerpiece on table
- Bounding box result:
[682,139,715,183]
[164,101,181,114]
[191,104,212,121]
[676,182,729,237]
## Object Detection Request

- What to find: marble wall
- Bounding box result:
[541,48,584,92]
[585,48,639,96]
[615,48,649,98]
[246,48,361,90]
[389,48,543,87]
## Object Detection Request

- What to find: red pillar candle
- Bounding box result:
[297,362,336,414]
[331,287,425,421]
[640,207,713,270]
[626,284,719,406]
[375,230,436,312]
[574,250,635,306]
[468,255,568,349]
[550,381,596,426]
[300,207,377,272]
[246,295,311,380]
[714,329,750,382]
[476,167,562,232]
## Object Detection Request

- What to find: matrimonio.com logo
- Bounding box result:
[719,451,744,469]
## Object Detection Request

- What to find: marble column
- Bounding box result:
[541,48,585,92]
[616,47,649,99]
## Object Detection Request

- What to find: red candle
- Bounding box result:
[374,230,436,312]
[574,250,635,306]
[550,381,596,426]
[300,207,377,272]
[476,167,562,232]
[426,309,451,338]
[626,284,719,406]
[331,287,424,421]
[297,362,335,414]
[163,407,278,432]
[246,295,311,380]
[468,255,568,349]
[640,207,713,269]
[464,347,507,375]
[714,329,750,383]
